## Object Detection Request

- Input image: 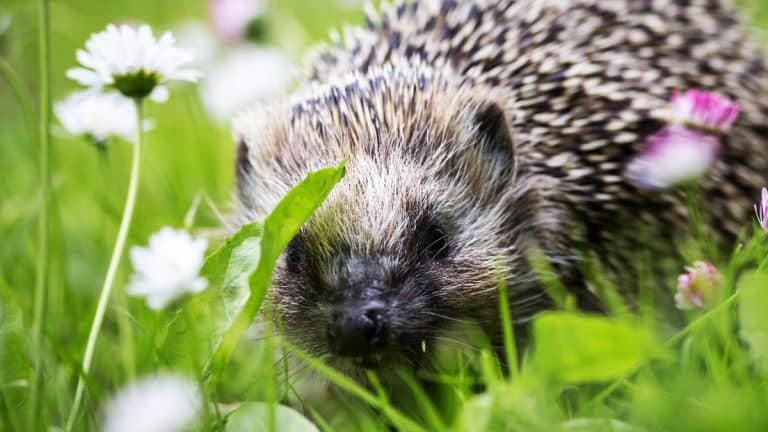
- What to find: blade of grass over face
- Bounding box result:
[205,161,346,387]
[495,265,518,379]
[526,249,575,310]
[395,369,447,431]
[283,340,427,432]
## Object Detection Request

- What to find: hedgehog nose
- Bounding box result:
[327,304,387,357]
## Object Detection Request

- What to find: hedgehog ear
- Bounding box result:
[473,102,515,161]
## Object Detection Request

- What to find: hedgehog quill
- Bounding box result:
[231,0,768,372]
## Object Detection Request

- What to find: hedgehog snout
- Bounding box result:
[327,300,388,357]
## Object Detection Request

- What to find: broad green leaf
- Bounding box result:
[225,402,320,432]
[206,161,346,384]
[531,312,657,383]
[738,271,768,371]
[201,221,263,331]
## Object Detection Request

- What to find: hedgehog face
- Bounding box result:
[272,167,455,368]
[269,157,525,370]
[233,67,563,371]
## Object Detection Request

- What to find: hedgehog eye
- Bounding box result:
[285,234,304,273]
[421,220,450,260]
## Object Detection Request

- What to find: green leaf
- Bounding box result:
[738,271,768,371]
[452,382,556,432]
[205,161,346,384]
[201,221,264,332]
[225,402,320,432]
[531,312,657,383]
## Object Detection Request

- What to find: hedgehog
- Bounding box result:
[231,0,768,371]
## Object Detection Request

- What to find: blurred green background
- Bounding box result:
[3,0,768,430]
[0,1,360,335]
[0,0,365,427]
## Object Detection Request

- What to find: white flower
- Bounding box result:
[103,374,202,432]
[55,90,139,144]
[128,227,208,310]
[200,45,293,122]
[210,0,265,43]
[66,24,202,102]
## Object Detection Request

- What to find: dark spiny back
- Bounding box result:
[308,0,768,255]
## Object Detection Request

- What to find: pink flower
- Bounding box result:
[755,187,768,233]
[626,125,720,190]
[209,0,264,43]
[675,261,722,310]
[670,89,740,131]
[627,90,740,190]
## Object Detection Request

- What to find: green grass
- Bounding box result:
[3,0,768,431]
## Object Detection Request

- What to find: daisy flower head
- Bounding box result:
[670,89,740,132]
[103,374,202,432]
[55,90,139,146]
[675,261,722,310]
[755,187,768,233]
[127,227,208,310]
[66,24,202,103]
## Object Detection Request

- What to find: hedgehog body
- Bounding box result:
[233,0,768,369]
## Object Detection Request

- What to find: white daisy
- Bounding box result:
[66,24,202,102]
[55,90,139,145]
[127,227,208,310]
[200,45,293,122]
[103,374,202,432]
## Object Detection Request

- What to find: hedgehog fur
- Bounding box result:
[232,0,768,370]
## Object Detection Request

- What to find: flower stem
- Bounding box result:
[65,99,144,431]
[29,0,51,428]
